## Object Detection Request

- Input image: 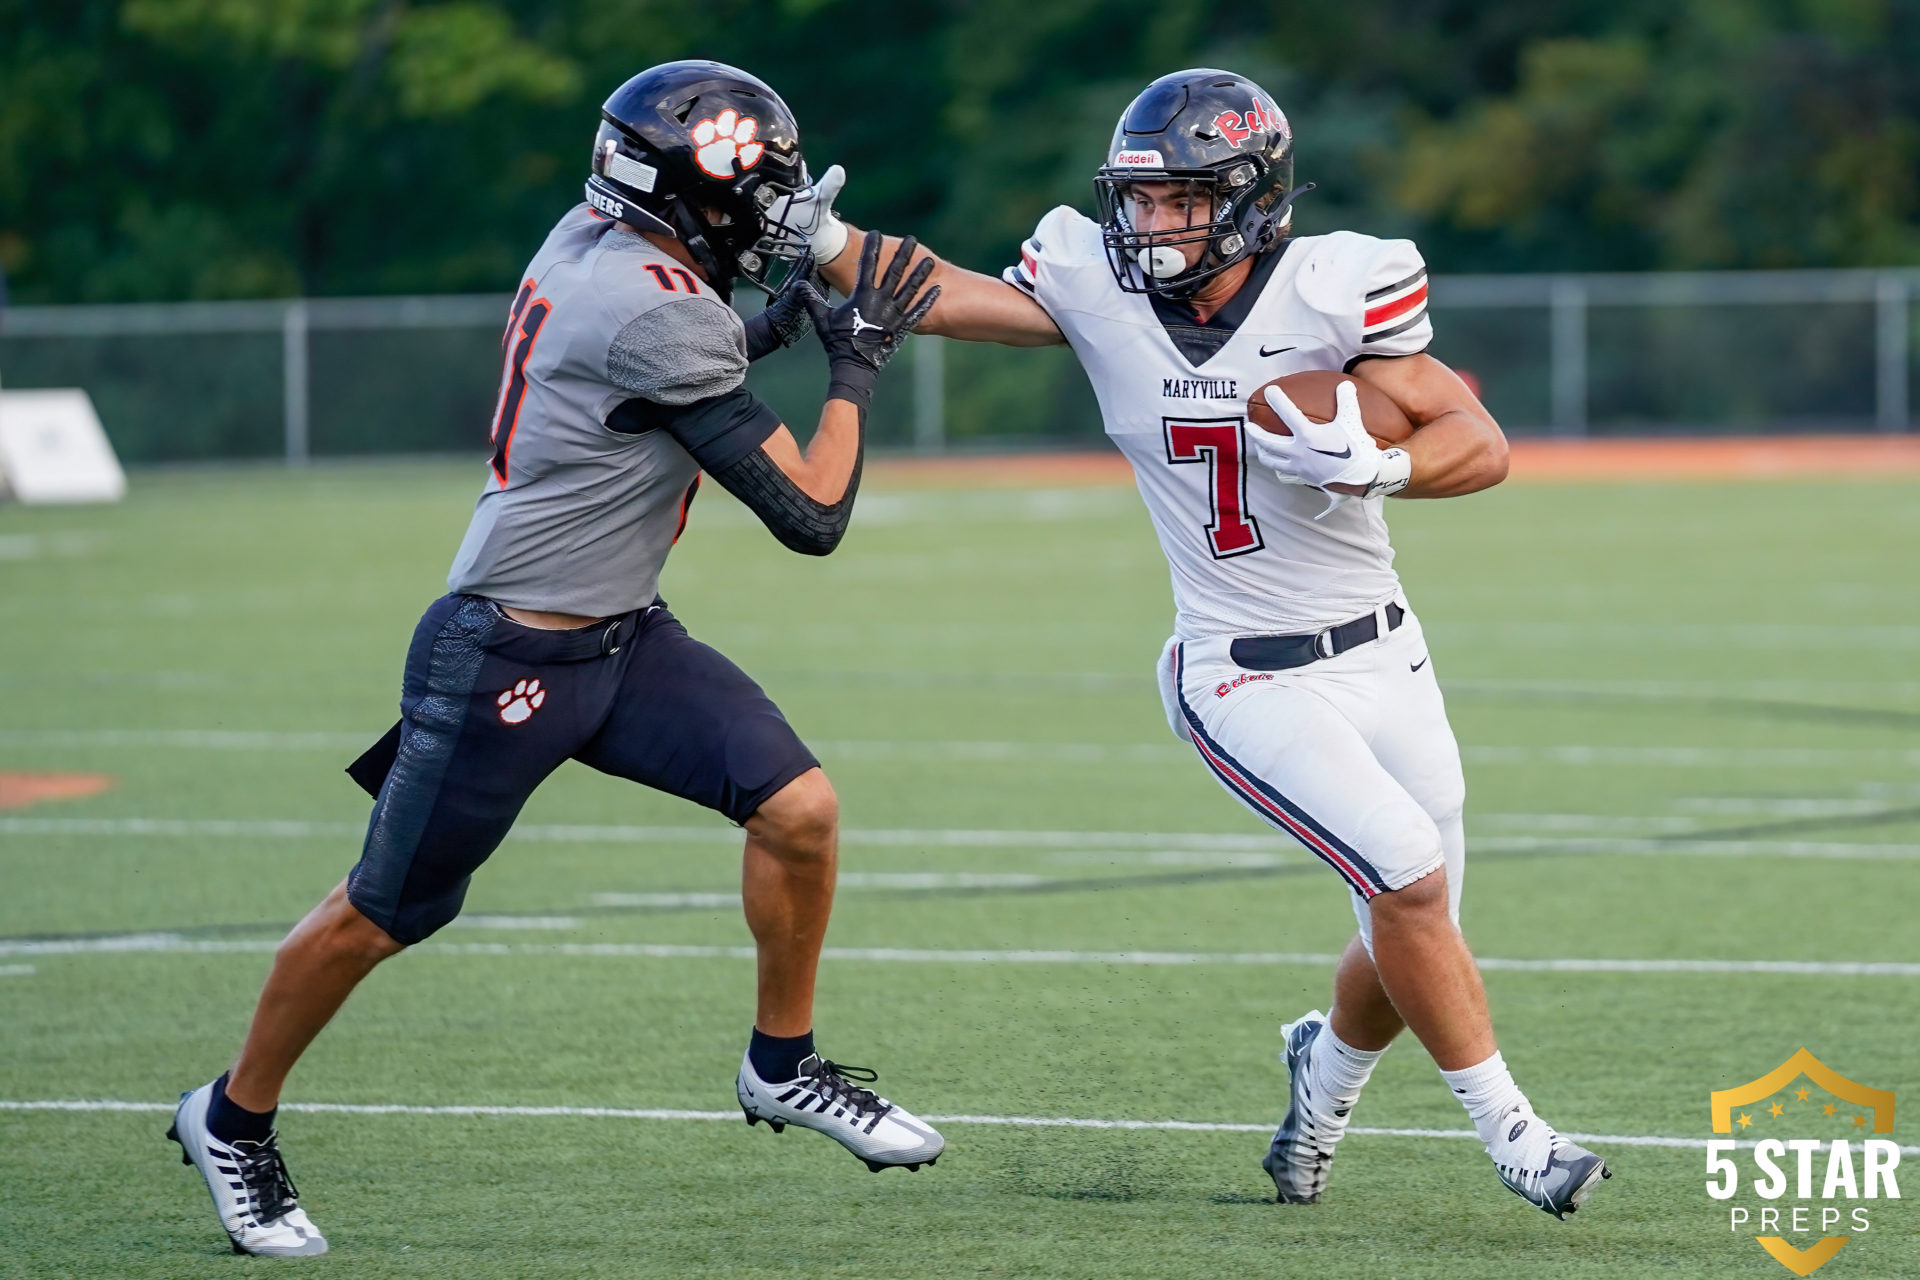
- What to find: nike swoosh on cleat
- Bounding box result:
[1259,345,1297,357]
[1309,445,1352,458]
[1410,656,1429,672]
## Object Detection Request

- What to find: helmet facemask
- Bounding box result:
[735,171,816,294]
[1096,171,1251,296]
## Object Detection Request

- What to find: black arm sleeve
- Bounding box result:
[606,386,782,473]
[607,386,862,556]
[708,441,863,557]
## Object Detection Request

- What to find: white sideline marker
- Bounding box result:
[2,1099,1913,1157]
[0,389,126,504]
[4,932,1918,977]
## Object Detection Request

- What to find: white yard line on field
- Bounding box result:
[447,916,585,931]
[0,964,34,977]
[2,1099,1912,1156]
[6,815,1919,858]
[7,815,1915,861]
[0,730,369,750]
[1473,836,1920,860]
[5,933,1918,977]
[10,731,1920,769]
[590,874,1049,908]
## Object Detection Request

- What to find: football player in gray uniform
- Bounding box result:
[167,62,944,1258]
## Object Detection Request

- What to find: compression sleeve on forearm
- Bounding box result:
[708,438,863,557]
[608,386,863,556]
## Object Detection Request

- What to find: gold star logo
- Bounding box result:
[1768,1102,1785,1118]
[1795,1087,1812,1102]
[1739,1112,1754,1129]
[1822,1103,1838,1117]
[1853,1113,1868,1128]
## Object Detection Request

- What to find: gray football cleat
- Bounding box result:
[737,1051,945,1172]
[1490,1106,1611,1219]
[1261,1009,1347,1204]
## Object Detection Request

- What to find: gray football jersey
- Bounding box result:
[447,205,750,616]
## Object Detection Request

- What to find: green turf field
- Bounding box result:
[2,460,1917,1278]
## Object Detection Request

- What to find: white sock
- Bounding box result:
[1439,1051,1532,1149]
[1309,1026,1386,1114]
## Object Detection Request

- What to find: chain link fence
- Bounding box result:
[1,268,1914,464]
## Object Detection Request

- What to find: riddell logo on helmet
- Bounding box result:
[1215,672,1274,697]
[1213,100,1286,148]
[1112,149,1164,167]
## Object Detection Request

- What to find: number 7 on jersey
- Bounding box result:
[1164,417,1265,558]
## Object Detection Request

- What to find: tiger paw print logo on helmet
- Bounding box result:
[691,109,764,178]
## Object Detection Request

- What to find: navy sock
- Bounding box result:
[748,1028,815,1082]
[206,1072,276,1145]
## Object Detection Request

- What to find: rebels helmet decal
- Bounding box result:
[1213,101,1287,149]
[691,109,765,178]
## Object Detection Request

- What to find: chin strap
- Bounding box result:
[665,199,736,301]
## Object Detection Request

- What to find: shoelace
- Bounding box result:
[806,1060,892,1122]
[229,1135,300,1226]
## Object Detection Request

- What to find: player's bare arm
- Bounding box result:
[824,226,1063,346]
[1349,354,1508,498]
[760,170,1061,346]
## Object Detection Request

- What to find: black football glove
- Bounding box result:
[742,251,823,362]
[804,231,940,411]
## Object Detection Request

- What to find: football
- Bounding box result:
[1247,369,1415,448]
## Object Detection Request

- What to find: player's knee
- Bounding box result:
[752,768,838,862]
[295,884,406,965]
[1352,799,1442,888]
[1371,864,1450,921]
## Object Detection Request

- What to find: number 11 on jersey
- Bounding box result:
[1164,417,1265,558]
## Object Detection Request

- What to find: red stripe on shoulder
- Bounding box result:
[1363,281,1428,328]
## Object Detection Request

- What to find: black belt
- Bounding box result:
[479,602,645,664]
[1228,602,1405,671]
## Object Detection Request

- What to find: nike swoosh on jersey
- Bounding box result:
[1259,345,1297,357]
[1410,656,1429,672]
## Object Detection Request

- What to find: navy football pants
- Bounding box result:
[345,594,818,944]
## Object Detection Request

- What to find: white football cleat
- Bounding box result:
[1487,1102,1611,1219]
[1262,1009,1349,1204]
[737,1051,945,1172]
[167,1082,328,1257]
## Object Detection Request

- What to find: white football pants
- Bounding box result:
[1156,606,1466,954]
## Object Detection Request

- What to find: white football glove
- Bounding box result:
[764,163,850,265]
[1247,381,1412,518]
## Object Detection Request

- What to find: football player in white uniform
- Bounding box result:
[772,69,1609,1218]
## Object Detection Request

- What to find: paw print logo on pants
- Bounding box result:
[497,678,546,725]
[691,109,763,179]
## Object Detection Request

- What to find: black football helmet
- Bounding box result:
[1093,69,1310,296]
[585,60,812,299]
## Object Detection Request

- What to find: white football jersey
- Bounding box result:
[1004,207,1432,639]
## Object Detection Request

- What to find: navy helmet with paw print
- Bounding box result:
[1094,68,1310,298]
[586,60,811,300]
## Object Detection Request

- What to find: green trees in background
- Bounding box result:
[2,0,1917,305]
